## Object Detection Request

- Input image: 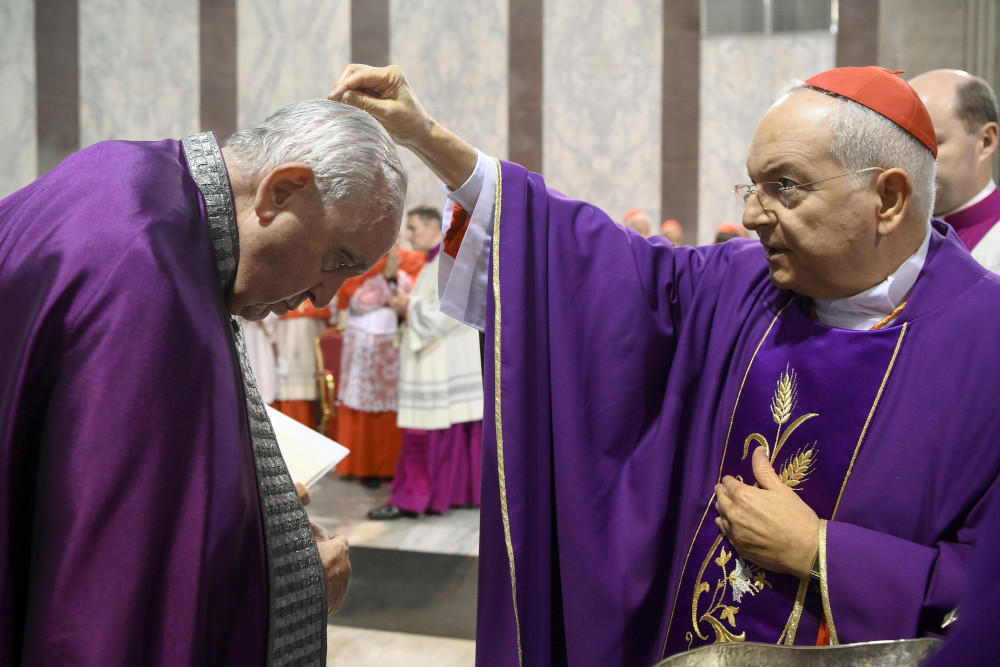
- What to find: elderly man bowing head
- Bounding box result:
[0,100,405,665]
[331,64,1000,666]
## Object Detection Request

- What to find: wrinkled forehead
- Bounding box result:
[748,90,839,167]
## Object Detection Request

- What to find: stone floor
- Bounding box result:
[306,473,479,666]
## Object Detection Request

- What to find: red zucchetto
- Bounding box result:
[805,66,938,157]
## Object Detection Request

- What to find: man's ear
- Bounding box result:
[978,121,999,162]
[874,168,912,237]
[253,162,315,223]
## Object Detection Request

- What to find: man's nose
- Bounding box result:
[741,195,775,231]
[309,278,345,308]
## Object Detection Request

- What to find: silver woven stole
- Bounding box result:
[233,320,327,665]
[182,132,327,665]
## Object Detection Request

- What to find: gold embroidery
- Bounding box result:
[779,580,810,645]
[742,365,819,465]
[778,447,817,490]
[491,159,523,665]
[832,324,908,518]
[817,519,836,644]
[687,541,774,648]
[689,363,818,648]
[662,298,795,658]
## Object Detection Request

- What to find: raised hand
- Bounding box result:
[329,64,478,191]
[329,64,432,151]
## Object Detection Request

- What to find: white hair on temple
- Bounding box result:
[778,81,937,225]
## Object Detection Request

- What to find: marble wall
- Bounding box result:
[1,0,37,198]
[79,0,199,145]
[698,32,835,245]
[236,0,350,128]
[544,0,663,224]
[4,0,999,225]
[389,0,508,215]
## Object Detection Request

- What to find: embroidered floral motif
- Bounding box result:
[688,363,818,648]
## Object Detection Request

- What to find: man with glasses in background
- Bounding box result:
[332,64,1000,665]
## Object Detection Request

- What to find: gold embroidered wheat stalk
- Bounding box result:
[778,447,816,489]
[770,365,796,426]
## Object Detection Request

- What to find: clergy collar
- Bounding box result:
[812,225,931,330]
[181,132,240,292]
[941,181,997,218]
[427,242,442,263]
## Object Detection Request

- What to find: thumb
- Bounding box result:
[752,445,782,490]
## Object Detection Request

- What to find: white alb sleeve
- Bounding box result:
[437,150,497,332]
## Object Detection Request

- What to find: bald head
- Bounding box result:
[909,69,999,215]
[623,210,652,237]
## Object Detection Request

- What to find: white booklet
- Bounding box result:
[266,405,350,487]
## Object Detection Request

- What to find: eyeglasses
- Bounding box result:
[733,167,884,210]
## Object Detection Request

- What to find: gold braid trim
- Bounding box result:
[817,519,837,644]
[780,580,810,645]
[491,158,523,665]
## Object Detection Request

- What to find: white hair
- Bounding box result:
[779,81,937,225]
[225,99,407,212]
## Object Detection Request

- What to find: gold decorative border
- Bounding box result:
[819,323,906,645]
[816,519,835,643]
[491,158,523,665]
[661,296,796,657]
[780,580,810,645]
[832,324,908,518]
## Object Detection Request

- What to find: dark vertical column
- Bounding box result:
[200,0,238,140]
[836,0,879,67]
[35,0,79,173]
[661,0,700,242]
[351,0,390,66]
[508,0,543,172]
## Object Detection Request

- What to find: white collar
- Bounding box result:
[812,226,931,330]
[940,181,998,217]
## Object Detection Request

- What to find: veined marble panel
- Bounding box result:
[237,0,350,126]
[0,0,37,198]
[79,0,199,145]
[698,32,835,245]
[390,0,508,215]
[544,0,662,225]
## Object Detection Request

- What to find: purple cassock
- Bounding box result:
[943,187,1000,251]
[474,160,1000,666]
[0,137,325,663]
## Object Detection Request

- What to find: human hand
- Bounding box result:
[714,446,819,581]
[383,245,401,280]
[329,64,478,191]
[312,522,351,613]
[388,291,409,315]
[329,64,432,151]
[295,482,311,506]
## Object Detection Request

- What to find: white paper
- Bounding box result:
[266,405,349,487]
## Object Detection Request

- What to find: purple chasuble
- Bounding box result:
[476,160,1000,666]
[0,137,323,664]
[942,187,1000,251]
[924,486,1000,665]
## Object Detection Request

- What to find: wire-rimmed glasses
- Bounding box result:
[733,167,884,210]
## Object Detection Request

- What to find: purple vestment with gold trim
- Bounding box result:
[476,160,1000,666]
